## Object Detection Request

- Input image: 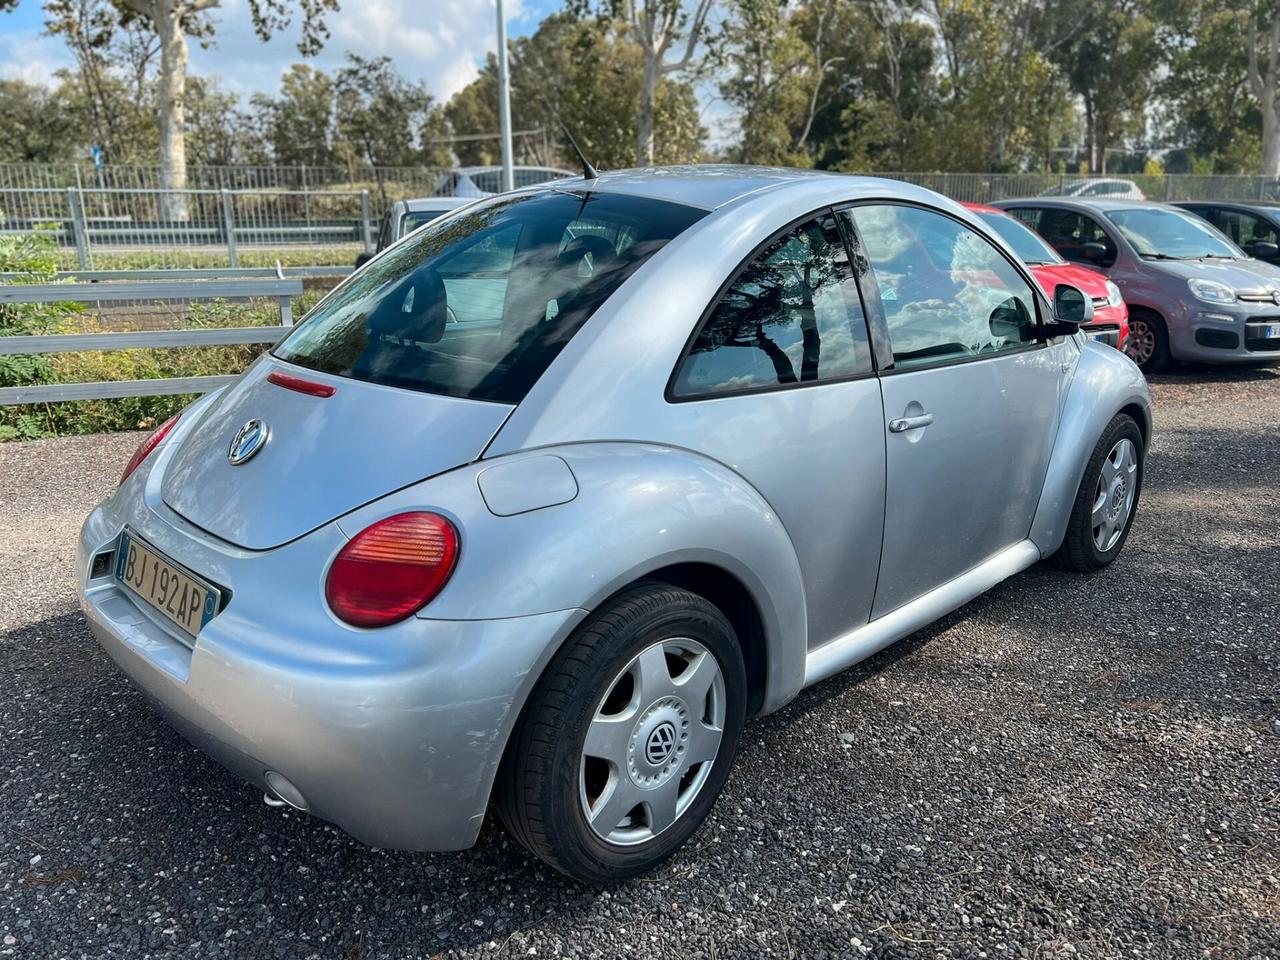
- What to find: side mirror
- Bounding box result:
[1246,240,1279,261]
[989,296,1035,342]
[1044,283,1093,339]
[1080,241,1108,263]
[354,252,374,269]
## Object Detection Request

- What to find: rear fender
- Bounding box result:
[335,441,809,713]
[1029,341,1152,555]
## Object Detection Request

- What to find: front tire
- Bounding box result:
[498,583,747,883]
[1055,413,1144,572]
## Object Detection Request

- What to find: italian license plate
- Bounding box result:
[1266,323,1280,339]
[115,531,219,638]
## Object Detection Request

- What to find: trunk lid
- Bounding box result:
[161,360,512,550]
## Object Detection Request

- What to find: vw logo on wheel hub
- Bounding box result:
[228,418,270,465]
[645,721,677,766]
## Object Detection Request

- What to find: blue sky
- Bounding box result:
[0,0,565,100]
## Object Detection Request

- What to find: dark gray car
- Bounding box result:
[1173,200,1280,266]
[994,198,1280,371]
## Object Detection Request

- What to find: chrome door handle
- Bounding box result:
[888,413,934,433]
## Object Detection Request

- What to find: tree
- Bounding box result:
[251,64,336,167]
[1045,0,1157,173]
[1248,1,1280,176]
[445,13,705,171]
[0,80,78,162]
[1153,0,1258,173]
[571,0,715,165]
[2,0,342,217]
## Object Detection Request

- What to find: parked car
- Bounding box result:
[1173,200,1280,266]
[354,197,469,268]
[434,165,575,198]
[993,197,1280,372]
[963,202,1129,350]
[78,167,1152,883]
[1038,177,1145,200]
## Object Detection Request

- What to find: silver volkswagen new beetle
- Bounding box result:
[77,166,1152,882]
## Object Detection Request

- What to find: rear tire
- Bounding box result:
[1055,414,1144,572]
[1125,310,1171,374]
[498,582,747,883]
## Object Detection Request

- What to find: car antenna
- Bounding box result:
[555,118,599,182]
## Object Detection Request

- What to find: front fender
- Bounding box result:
[334,441,810,714]
[1029,340,1152,555]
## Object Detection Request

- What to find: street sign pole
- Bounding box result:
[496,0,515,193]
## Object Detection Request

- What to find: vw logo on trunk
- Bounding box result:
[228,419,270,465]
[645,722,677,766]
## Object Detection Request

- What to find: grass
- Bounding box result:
[54,245,361,272]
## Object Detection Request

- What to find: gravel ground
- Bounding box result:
[1,368,1278,959]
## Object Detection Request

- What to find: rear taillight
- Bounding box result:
[119,413,180,486]
[325,512,459,627]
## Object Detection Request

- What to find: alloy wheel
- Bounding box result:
[1126,317,1155,365]
[579,638,726,846]
[1092,437,1138,551]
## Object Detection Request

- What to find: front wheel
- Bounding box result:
[1125,310,1171,374]
[498,583,747,883]
[1055,413,1144,572]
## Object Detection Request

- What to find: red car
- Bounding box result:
[963,202,1129,350]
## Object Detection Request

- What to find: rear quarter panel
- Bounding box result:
[334,442,811,714]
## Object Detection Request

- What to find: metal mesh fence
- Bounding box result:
[5,164,1280,271]
[0,186,371,270]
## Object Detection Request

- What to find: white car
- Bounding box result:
[434,165,575,199]
[1040,178,1146,201]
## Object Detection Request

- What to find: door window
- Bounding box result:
[672,214,872,398]
[1212,210,1278,247]
[1034,209,1117,265]
[848,205,1040,370]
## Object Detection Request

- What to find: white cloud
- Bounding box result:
[0,30,72,86]
[189,0,524,101]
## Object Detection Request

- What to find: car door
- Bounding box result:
[844,203,1068,617]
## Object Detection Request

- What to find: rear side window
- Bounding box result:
[671,214,873,398]
[275,191,704,404]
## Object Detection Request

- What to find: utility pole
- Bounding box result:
[496,0,515,193]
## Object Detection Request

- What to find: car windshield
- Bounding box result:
[275,190,704,403]
[1106,208,1242,260]
[977,211,1063,265]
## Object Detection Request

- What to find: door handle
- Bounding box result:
[888,413,934,433]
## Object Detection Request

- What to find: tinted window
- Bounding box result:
[1032,208,1117,264]
[851,204,1039,369]
[1209,210,1277,247]
[275,191,704,403]
[672,215,872,398]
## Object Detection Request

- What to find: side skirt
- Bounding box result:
[802,540,1041,687]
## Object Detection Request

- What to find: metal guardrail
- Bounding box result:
[0,276,302,406]
[0,266,352,282]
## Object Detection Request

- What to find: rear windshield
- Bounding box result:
[275,191,704,403]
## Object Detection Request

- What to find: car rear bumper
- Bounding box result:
[76,498,581,852]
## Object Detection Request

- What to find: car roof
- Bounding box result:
[1173,199,1280,212]
[548,164,946,212]
[996,197,1172,214]
[962,201,1006,215]
[453,165,576,177]
[401,197,470,213]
